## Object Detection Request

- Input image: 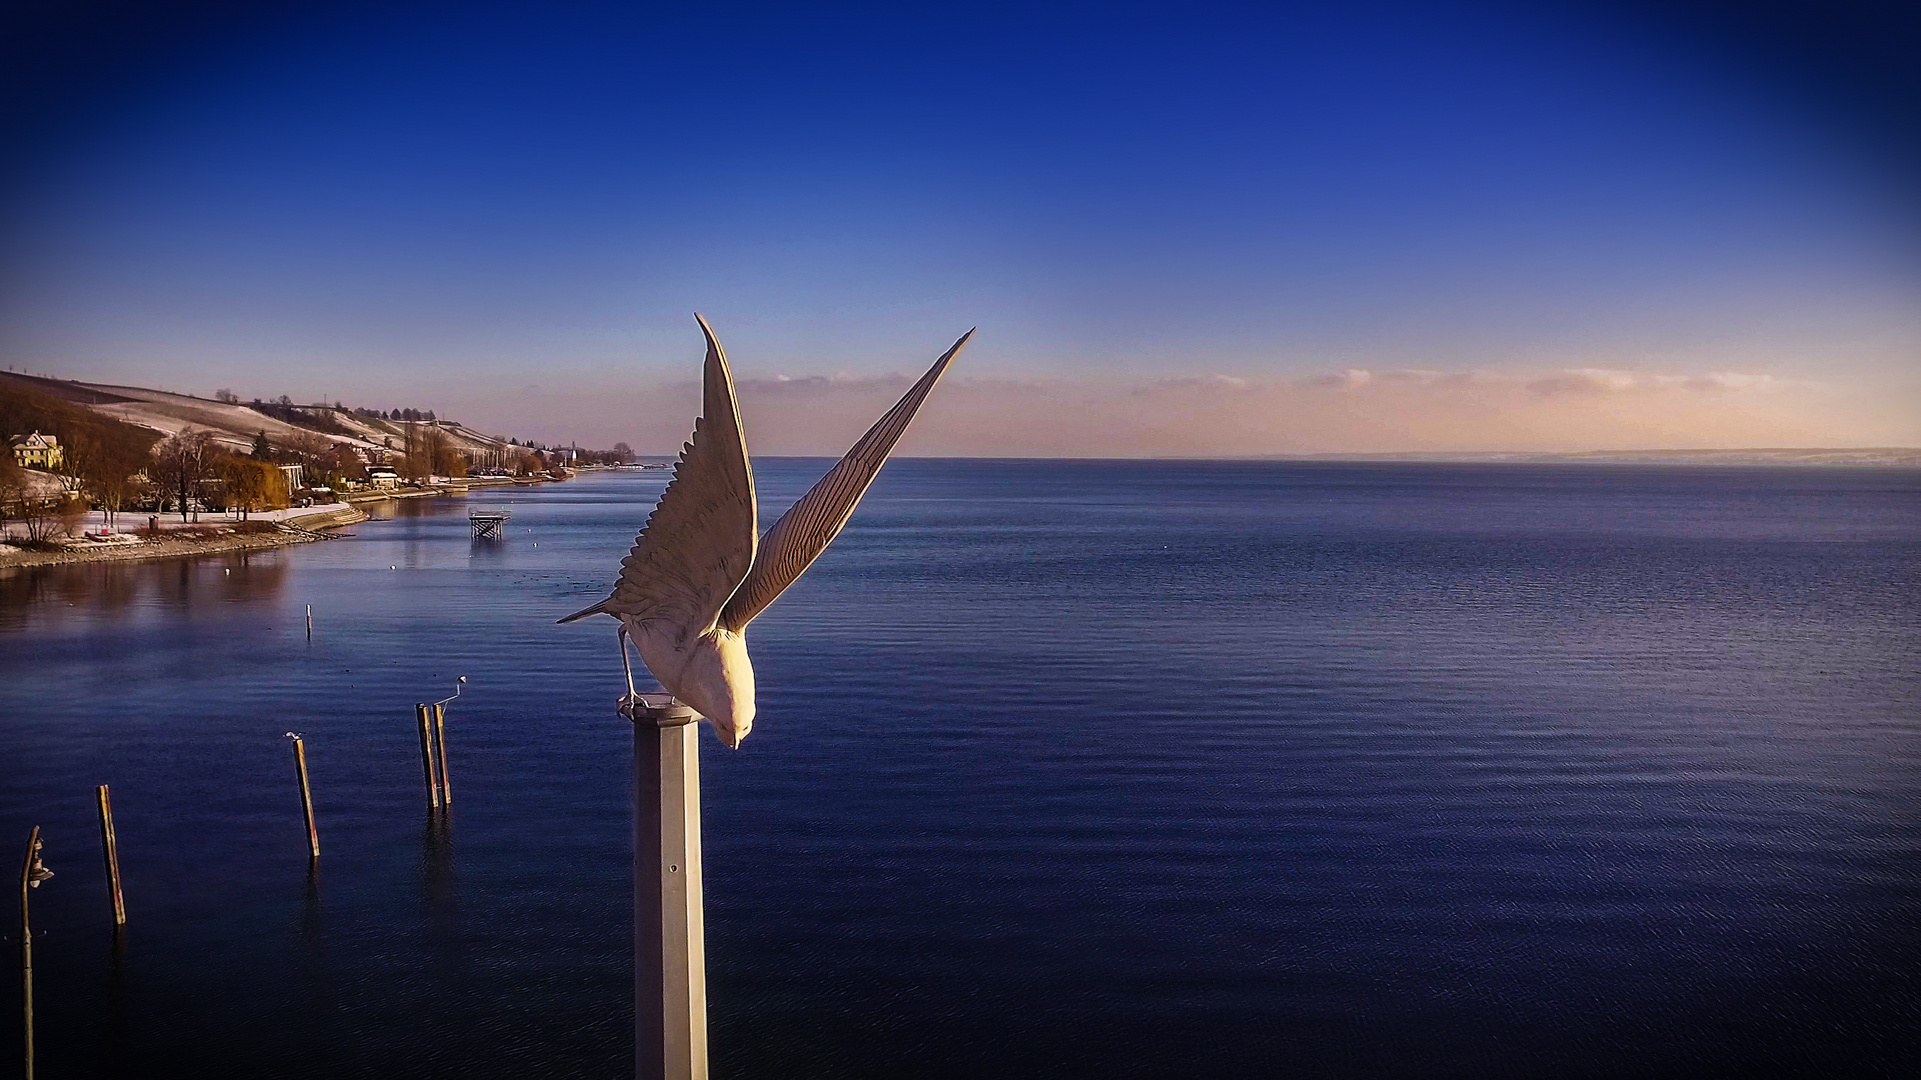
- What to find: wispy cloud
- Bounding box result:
[1526,368,1796,396]
[471,362,1908,457]
[1302,368,1376,390]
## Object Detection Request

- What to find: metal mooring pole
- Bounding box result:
[625,694,707,1080]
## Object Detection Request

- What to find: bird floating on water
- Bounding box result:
[561,313,971,748]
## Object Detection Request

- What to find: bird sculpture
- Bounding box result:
[561,314,971,748]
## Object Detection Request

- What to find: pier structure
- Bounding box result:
[469,507,511,540]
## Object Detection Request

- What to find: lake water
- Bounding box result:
[2,461,1918,1078]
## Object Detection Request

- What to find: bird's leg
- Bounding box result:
[617,622,638,703]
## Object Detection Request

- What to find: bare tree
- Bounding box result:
[280,430,332,479]
[0,452,24,539]
[417,425,466,478]
[153,429,215,523]
[3,468,76,543]
[398,421,438,482]
[16,493,70,542]
[62,426,151,528]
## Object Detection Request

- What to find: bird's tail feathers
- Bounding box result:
[557,598,613,624]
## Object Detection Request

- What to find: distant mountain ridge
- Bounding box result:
[0,370,513,459]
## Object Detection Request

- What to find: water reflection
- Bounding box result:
[422,811,455,929]
[0,552,290,631]
[355,496,467,522]
[295,861,333,1063]
[420,810,466,1007]
[103,927,129,1075]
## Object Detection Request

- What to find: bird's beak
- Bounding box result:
[714,717,750,749]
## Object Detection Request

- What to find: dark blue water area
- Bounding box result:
[2,460,1918,1078]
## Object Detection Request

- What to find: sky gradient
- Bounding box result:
[2,0,1916,454]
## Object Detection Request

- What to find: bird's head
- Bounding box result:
[681,628,755,748]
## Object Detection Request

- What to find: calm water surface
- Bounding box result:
[2,461,1918,1078]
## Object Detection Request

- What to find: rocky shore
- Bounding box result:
[1,470,574,571]
[0,504,368,569]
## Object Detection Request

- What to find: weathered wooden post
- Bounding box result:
[416,704,442,810]
[287,734,320,859]
[427,677,466,810]
[433,703,453,808]
[305,605,313,639]
[20,826,52,1080]
[96,786,126,927]
[626,694,707,1080]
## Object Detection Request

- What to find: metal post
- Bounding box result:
[96,786,125,927]
[627,695,707,1080]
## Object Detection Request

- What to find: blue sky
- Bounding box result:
[2,1,1916,452]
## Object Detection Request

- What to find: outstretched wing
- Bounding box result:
[719,329,970,632]
[560,314,756,640]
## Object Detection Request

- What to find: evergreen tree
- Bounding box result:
[250,431,273,460]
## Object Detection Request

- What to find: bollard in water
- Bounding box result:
[287,734,320,859]
[416,705,442,810]
[96,786,125,927]
[434,703,452,808]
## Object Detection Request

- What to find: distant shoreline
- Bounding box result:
[0,469,577,571]
[1269,448,1921,467]
[0,504,368,570]
[649,451,1921,467]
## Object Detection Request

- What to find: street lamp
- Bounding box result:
[435,675,468,710]
[429,677,467,807]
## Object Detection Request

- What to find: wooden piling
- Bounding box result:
[21,826,43,1080]
[96,786,125,927]
[291,737,320,859]
[305,605,313,638]
[417,705,442,810]
[434,703,452,808]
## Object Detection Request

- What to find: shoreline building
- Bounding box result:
[8,431,62,471]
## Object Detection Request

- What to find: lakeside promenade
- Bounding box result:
[0,472,570,569]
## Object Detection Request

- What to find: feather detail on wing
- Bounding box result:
[559,314,756,640]
[719,328,971,632]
